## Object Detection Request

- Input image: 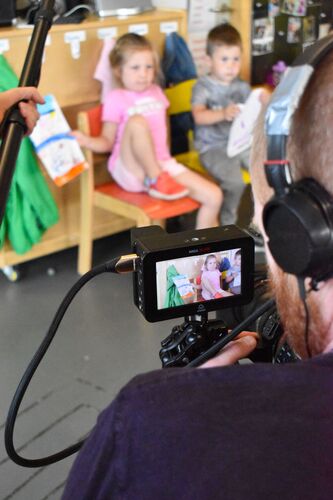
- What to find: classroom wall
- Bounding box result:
[152,0,233,76]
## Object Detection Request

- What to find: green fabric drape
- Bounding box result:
[0,55,58,254]
[164,264,184,308]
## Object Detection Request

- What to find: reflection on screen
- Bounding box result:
[156,249,241,310]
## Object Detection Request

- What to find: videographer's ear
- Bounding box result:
[200,331,258,368]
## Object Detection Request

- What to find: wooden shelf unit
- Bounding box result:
[0,9,187,268]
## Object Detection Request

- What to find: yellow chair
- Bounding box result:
[77,105,200,275]
[164,79,251,185]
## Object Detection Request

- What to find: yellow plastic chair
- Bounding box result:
[165,79,251,185]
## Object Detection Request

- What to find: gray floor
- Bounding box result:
[0,209,266,499]
[0,229,176,500]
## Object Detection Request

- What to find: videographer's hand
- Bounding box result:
[200,331,258,368]
[0,87,44,135]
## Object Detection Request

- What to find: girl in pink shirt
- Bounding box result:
[73,33,222,229]
[201,254,231,300]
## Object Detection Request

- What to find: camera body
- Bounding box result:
[132,225,255,322]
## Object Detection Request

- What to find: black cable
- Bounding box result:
[5,251,274,465]
[5,257,120,468]
[188,297,276,367]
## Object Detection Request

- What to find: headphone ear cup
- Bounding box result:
[263,179,333,278]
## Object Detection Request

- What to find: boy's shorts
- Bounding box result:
[111,157,187,192]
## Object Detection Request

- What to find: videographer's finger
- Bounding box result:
[200,332,258,368]
[15,87,44,105]
[4,88,44,108]
[18,100,40,135]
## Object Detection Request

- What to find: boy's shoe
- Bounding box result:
[147,172,189,201]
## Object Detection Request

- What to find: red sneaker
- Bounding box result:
[214,292,224,299]
[148,172,189,201]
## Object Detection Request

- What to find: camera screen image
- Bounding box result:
[156,249,242,310]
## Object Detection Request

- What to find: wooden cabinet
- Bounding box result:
[231,1,333,85]
[0,9,187,268]
[231,0,275,85]
[230,0,253,83]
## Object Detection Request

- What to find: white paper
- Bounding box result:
[172,274,195,299]
[227,88,263,158]
[30,95,87,186]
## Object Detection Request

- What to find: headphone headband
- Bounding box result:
[265,34,333,139]
[262,34,333,280]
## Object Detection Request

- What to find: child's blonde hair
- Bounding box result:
[204,254,218,269]
[109,33,160,87]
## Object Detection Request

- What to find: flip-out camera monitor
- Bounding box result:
[132,225,254,322]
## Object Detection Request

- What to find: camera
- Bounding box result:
[131,225,298,367]
[131,225,255,323]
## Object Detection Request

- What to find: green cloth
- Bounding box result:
[164,265,184,308]
[0,55,58,254]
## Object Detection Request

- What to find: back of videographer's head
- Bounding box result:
[251,50,333,209]
[250,47,333,358]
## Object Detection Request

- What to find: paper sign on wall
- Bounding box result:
[0,39,10,54]
[128,24,149,36]
[64,30,86,59]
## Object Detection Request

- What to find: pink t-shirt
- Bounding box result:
[102,84,171,173]
[201,269,221,301]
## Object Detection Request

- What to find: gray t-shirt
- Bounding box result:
[191,75,251,153]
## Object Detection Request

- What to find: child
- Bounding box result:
[191,24,267,226]
[74,33,222,229]
[201,254,231,301]
[225,250,241,295]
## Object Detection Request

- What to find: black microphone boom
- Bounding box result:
[0,0,55,226]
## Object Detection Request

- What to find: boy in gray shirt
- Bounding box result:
[192,24,251,226]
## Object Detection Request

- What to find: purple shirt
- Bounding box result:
[62,353,333,500]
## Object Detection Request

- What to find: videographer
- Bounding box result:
[0,87,43,135]
[62,44,333,499]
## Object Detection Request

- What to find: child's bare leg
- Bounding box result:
[201,276,219,296]
[118,115,189,200]
[119,115,161,181]
[174,170,223,229]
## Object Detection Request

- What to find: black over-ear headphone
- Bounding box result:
[263,34,333,283]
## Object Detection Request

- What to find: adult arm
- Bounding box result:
[0,87,44,135]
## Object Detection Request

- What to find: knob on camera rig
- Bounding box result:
[159,312,228,368]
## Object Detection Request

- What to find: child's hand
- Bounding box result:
[259,88,271,105]
[224,103,241,122]
[71,130,91,148]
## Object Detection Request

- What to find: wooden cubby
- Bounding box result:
[0,9,187,268]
